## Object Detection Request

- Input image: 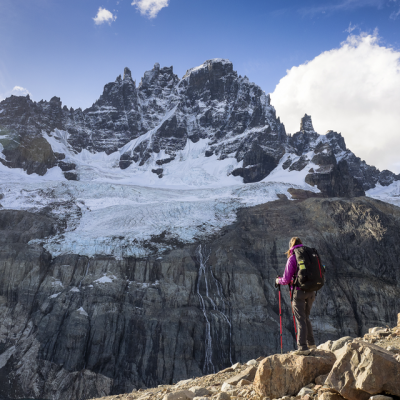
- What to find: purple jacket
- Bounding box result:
[278,244,303,289]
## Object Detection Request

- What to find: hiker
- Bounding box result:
[276,237,322,355]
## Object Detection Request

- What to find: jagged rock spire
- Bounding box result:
[300,114,314,133]
[123,67,132,80]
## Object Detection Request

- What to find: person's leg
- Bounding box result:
[293,290,308,350]
[305,291,316,347]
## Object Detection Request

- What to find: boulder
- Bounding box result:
[231,362,241,370]
[224,366,257,385]
[246,359,257,366]
[188,387,212,397]
[237,379,251,387]
[368,327,384,334]
[254,350,336,398]
[331,337,353,352]
[163,390,195,400]
[318,340,333,351]
[215,393,230,400]
[325,341,400,400]
[221,383,235,392]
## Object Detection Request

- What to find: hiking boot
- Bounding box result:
[308,344,317,349]
[292,349,311,356]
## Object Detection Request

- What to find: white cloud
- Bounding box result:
[344,22,358,33]
[0,86,31,101]
[11,86,30,96]
[390,7,400,19]
[271,32,400,174]
[93,7,117,25]
[131,0,169,18]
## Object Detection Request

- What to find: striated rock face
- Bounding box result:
[0,196,400,399]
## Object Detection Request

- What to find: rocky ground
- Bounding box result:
[91,315,400,400]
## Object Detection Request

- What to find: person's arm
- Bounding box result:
[278,255,297,285]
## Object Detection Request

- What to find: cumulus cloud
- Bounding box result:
[271,32,400,174]
[93,7,117,25]
[131,0,169,19]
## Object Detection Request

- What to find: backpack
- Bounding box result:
[293,246,325,292]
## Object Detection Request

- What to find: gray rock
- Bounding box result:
[189,387,212,396]
[330,336,353,352]
[224,366,257,385]
[163,390,195,400]
[297,387,314,397]
[221,382,236,392]
[215,393,231,400]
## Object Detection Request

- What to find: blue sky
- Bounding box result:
[1,0,400,171]
[0,0,398,108]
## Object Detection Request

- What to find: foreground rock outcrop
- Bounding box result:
[326,341,400,400]
[253,350,335,398]
[88,315,400,400]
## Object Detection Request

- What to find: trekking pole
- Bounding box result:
[275,276,283,354]
[289,285,297,342]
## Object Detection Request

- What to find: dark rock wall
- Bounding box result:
[0,197,399,399]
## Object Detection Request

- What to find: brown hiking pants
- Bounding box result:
[293,290,316,350]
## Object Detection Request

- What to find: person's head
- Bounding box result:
[285,237,302,258]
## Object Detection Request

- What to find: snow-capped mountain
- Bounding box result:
[1,59,398,189]
[0,58,399,259]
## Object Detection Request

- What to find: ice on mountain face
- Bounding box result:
[1,125,325,260]
[77,307,88,317]
[94,274,116,284]
[367,181,400,207]
[262,153,321,188]
[49,292,61,299]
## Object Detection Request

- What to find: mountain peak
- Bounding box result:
[123,67,132,80]
[300,114,315,133]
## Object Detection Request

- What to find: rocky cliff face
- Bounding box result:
[0,196,399,400]
[1,59,398,194]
